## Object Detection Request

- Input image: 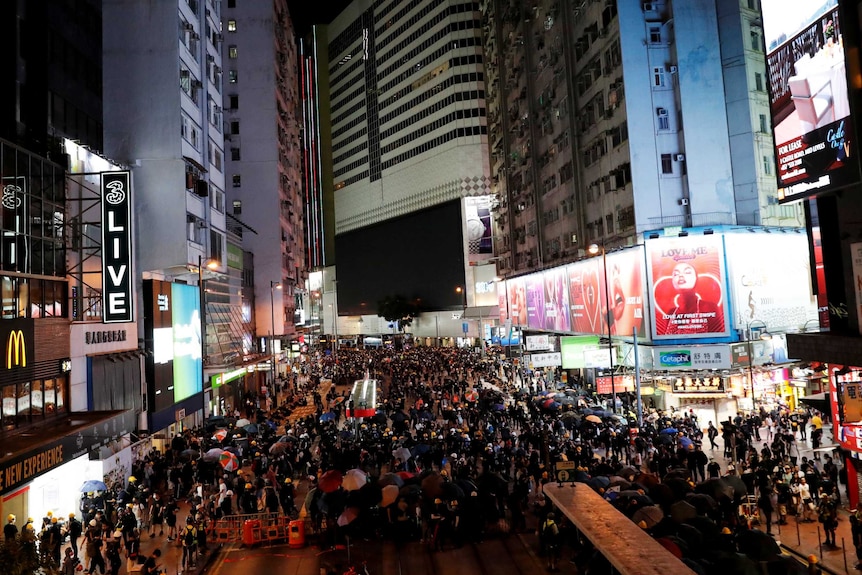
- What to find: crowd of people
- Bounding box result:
[1,345,848,574]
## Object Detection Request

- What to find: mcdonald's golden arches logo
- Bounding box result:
[7,329,26,369]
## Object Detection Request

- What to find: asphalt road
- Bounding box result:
[209,532,570,575]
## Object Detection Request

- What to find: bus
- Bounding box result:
[345,378,378,418]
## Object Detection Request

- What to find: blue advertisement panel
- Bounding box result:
[171,283,202,403]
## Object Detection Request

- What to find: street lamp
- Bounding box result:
[456,286,467,342]
[198,255,219,366]
[588,242,616,414]
[270,281,282,399]
[746,319,772,415]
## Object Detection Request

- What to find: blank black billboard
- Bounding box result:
[335,200,466,317]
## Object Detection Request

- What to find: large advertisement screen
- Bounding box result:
[171,283,202,403]
[566,257,603,335]
[604,249,646,338]
[763,0,857,202]
[507,276,527,326]
[146,280,174,413]
[647,235,730,340]
[525,273,546,330]
[724,231,817,333]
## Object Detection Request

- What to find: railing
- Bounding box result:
[208,511,316,545]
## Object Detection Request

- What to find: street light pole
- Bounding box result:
[590,242,616,414]
[270,281,282,402]
[746,319,770,416]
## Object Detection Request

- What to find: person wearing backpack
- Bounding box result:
[540,512,560,571]
[181,518,198,571]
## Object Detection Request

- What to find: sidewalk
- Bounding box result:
[708,426,857,574]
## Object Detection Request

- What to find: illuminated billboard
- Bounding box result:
[763,0,858,201]
[542,267,571,332]
[647,235,730,340]
[724,231,817,333]
[525,273,546,330]
[506,276,527,326]
[566,256,603,335]
[171,283,202,403]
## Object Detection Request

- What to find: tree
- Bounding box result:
[376,295,419,331]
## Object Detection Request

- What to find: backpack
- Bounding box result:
[184,526,196,546]
[541,520,558,543]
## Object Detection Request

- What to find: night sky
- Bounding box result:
[287,0,354,36]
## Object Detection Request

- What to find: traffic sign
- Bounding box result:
[555,460,575,483]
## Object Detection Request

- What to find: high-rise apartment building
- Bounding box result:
[222,0,306,347]
[103,0,230,430]
[482,0,803,277]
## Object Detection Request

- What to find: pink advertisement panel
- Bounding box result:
[647,235,730,339]
[604,249,647,338]
[524,273,546,330]
[542,267,571,332]
[566,258,604,335]
[506,276,527,326]
[497,281,509,323]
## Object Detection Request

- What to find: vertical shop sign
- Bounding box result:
[101,172,133,323]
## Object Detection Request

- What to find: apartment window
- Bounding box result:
[755,72,763,91]
[232,200,242,214]
[212,147,222,172]
[653,67,666,87]
[228,45,238,59]
[227,20,237,32]
[228,70,238,83]
[605,214,614,235]
[231,147,241,161]
[656,108,669,130]
[648,25,662,44]
[750,29,761,51]
[229,94,239,109]
[661,153,673,174]
[212,187,225,213]
[232,174,241,187]
[227,0,235,7]
[230,120,240,135]
[759,113,769,133]
[763,155,772,175]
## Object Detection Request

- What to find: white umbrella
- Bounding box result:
[235,418,251,428]
[342,468,368,492]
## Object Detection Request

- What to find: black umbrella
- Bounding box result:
[454,478,479,497]
[391,411,408,423]
[737,528,781,561]
[722,475,748,499]
[685,493,717,515]
[695,478,734,502]
[440,482,465,501]
[378,473,404,488]
[318,489,348,516]
[664,477,693,501]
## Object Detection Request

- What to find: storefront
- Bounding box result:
[0,409,136,524]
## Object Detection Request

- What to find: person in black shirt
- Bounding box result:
[4,514,17,540]
[142,548,161,575]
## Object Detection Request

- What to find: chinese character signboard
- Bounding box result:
[672,376,726,394]
[653,345,731,370]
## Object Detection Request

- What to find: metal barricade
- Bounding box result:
[210,512,314,546]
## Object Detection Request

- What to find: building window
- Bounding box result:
[755,72,763,91]
[231,148,241,161]
[648,25,662,44]
[233,200,242,214]
[661,153,673,174]
[229,94,239,109]
[763,155,772,175]
[653,67,666,87]
[228,70,238,83]
[230,120,240,135]
[656,108,669,130]
[759,114,769,133]
[232,174,241,187]
[228,45,238,59]
[227,19,237,32]
[227,0,235,7]
[750,29,761,51]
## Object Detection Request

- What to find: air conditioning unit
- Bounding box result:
[183,22,194,31]
[678,198,689,206]
[643,2,656,10]
[675,154,685,161]
[656,107,668,117]
[670,65,678,74]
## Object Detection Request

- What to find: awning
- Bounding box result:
[799,392,830,413]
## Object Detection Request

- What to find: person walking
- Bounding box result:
[707,422,719,450]
[757,487,775,535]
[540,512,560,571]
